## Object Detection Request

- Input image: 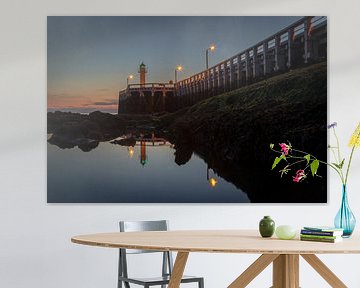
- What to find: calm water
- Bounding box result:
[47,141,250,203]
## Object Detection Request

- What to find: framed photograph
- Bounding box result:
[47,16,327,203]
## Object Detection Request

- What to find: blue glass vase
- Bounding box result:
[334,185,356,237]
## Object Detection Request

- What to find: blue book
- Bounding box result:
[302,226,343,236]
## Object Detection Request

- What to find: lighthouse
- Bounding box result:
[118,62,174,114]
[139,62,147,85]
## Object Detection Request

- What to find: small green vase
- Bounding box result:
[259,216,275,238]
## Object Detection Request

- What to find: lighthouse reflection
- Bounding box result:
[125,134,171,166]
[140,141,147,166]
[126,135,221,189]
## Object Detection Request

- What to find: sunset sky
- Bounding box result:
[47,16,301,113]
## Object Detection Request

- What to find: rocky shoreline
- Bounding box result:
[47,111,161,150]
[159,62,327,202]
[48,62,327,202]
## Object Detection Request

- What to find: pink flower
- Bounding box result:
[279,143,290,155]
[293,170,306,183]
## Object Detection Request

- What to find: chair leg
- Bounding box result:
[198,278,204,288]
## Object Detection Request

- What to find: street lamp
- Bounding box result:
[174,65,183,83]
[126,74,134,87]
[206,44,216,69]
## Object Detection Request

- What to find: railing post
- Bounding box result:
[217,68,220,95]
[212,69,216,96]
[263,42,268,76]
[287,28,293,68]
[229,60,232,90]
[304,16,312,64]
[187,81,190,106]
[201,75,205,99]
[252,47,258,79]
[274,35,280,72]
[162,90,166,111]
[229,60,233,91]
[150,90,154,113]
[245,51,250,83]
[223,63,226,92]
[207,70,210,97]
[236,55,241,88]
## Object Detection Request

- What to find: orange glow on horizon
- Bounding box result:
[47,87,119,112]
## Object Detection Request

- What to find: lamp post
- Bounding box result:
[174,65,183,84]
[126,74,134,87]
[206,45,216,69]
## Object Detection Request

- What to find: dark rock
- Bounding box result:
[78,139,99,152]
[111,137,136,147]
[174,145,193,166]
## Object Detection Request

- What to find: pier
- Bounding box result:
[118,16,327,114]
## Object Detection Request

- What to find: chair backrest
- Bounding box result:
[119,220,169,254]
[120,220,168,232]
[118,220,173,282]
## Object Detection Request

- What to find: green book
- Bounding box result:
[300,236,342,243]
[303,226,344,233]
[300,234,339,240]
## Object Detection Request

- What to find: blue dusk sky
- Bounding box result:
[47,16,302,113]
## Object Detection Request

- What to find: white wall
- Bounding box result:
[1,0,360,287]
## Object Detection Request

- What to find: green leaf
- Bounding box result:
[332,162,340,169]
[310,160,320,176]
[270,143,274,149]
[332,159,345,169]
[271,155,285,170]
[339,158,345,169]
[304,154,311,164]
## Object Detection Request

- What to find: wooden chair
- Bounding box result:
[118,220,204,288]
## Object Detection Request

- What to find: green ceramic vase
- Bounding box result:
[259,216,275,238]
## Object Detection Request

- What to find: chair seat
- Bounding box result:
[119,275,203,285]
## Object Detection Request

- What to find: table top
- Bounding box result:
[71,230,360,254]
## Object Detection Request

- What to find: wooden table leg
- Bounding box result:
[301,254,347,288]
[228,254,279,288]
[168,252,189,288]
[272,254,299,288]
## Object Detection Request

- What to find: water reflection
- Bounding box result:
[47,136,250,203]
[127,146,135,158]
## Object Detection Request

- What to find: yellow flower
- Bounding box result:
[349,122,360,148]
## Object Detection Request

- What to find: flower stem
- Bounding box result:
[333,127,342,165]
[345,145,356,185]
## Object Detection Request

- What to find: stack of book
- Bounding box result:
[300,226,344,243]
